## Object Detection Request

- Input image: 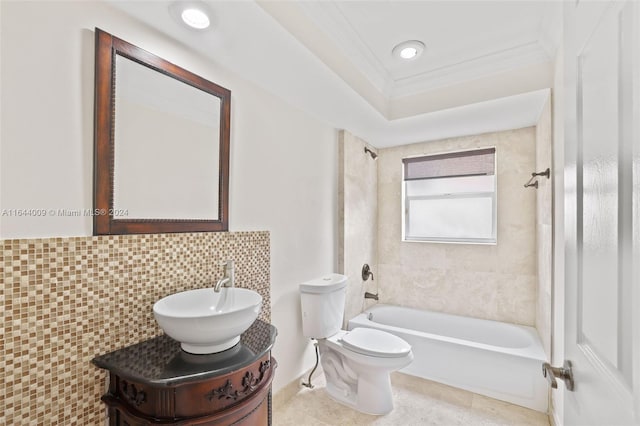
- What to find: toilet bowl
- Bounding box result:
[299,273,413,415]
[319,329,413,415]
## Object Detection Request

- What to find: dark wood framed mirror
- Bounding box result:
[94,28,230,235]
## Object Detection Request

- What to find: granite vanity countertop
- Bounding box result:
[92,319,277,387]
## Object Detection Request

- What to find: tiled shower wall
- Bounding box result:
[377,128,537,326]
[338,130,378,325]
[536,99,553,357]
[0,231,270,425]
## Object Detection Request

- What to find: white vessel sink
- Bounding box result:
[153,287,262,354]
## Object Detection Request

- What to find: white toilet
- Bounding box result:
[300,273,413,415]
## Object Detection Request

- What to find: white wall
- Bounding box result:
[0,1,336,393]
[229,79,338,392]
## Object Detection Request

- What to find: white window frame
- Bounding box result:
[401,147,497,245]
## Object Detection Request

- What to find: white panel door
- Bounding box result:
[563,0,640,424]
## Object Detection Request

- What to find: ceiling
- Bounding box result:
[293,1,556,98]
[107,1,561,148]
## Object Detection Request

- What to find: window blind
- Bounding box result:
[402,148,495,181]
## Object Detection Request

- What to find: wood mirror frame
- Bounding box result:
[93,28,230,235]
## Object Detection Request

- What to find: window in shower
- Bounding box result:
[402,147,497,244]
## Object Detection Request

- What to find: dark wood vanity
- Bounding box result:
[93,320,277,425]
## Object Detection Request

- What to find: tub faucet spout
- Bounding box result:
[364,292,378,301]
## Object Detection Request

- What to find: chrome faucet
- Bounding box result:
[214,260,235,292]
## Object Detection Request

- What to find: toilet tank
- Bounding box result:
[299,273,348,339]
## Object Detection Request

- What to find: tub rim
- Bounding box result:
[350,304,547,361]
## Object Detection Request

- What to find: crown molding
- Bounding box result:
[390,40,551,98]
[538,2,563,59]
[295,1,555,101]
[108,1,554,148]
[297,1,393,96]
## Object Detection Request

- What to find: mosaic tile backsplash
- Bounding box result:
[0,231,270,425]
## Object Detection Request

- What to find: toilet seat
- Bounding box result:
[338,328,411,358]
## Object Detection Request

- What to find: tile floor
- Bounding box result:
[273,371,550,426]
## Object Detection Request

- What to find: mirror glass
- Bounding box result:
[113,55,221,220]
[94,28,230,234]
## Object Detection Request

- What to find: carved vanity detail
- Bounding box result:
[93,320,277,425]
[206,360,271,402]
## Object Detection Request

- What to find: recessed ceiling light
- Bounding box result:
[181,8,210,29]
[392,40,425,60]
[400,47,418,59]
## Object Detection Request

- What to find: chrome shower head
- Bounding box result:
[364,147,378,159]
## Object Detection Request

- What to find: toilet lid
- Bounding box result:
[340,328,411,358]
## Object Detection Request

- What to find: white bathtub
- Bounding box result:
[348,304,549,412]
